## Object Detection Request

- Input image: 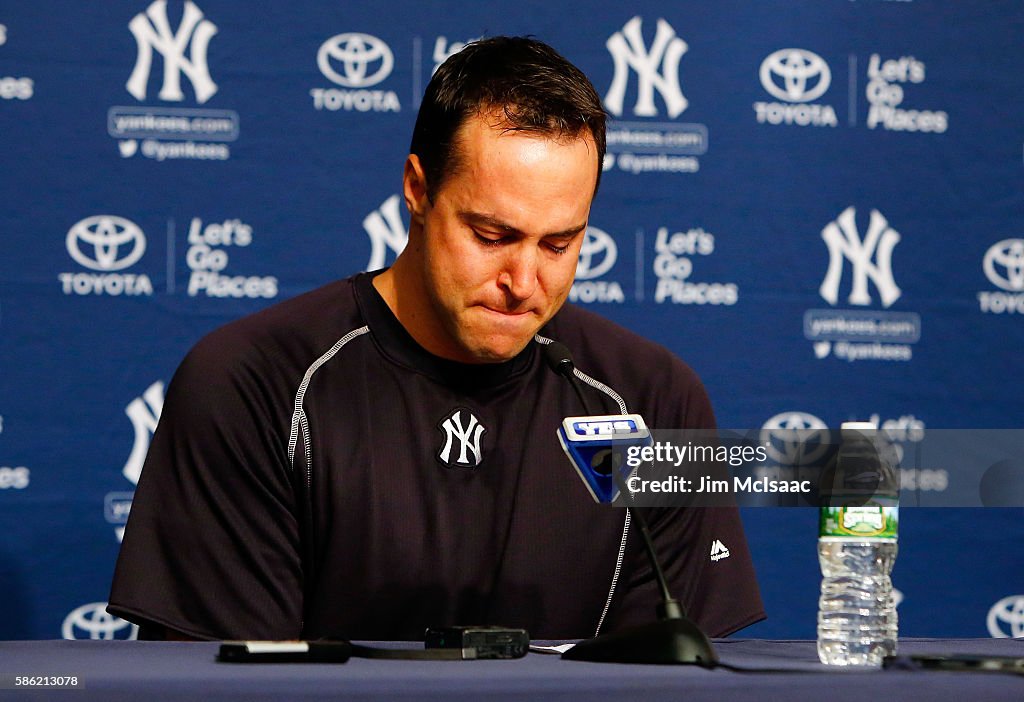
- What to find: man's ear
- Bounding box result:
[403,154,429,225]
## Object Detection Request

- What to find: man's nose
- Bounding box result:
[497,244,539,301]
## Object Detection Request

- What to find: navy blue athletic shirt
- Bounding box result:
[109,272,764,640]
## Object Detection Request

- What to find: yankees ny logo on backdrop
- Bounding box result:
[605,16,688,118]
[364,194,408,271]
[437,408,486,468]
[820,207,902,308]
[123,381,165,485]
[127,0,218,103]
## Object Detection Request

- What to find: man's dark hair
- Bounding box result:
[410,36,607,201]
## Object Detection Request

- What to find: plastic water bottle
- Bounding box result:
[817,422,899,666]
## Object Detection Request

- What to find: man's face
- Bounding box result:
[402,112,598,363]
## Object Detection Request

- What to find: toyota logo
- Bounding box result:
[575,227,618,280]
[66,215,146,271]
[759,49,831,103]
[318,33,394,88]
[61,602,138,640]
[987,595,1024,638]
[760,412,830,466]
[983,239,1024,291]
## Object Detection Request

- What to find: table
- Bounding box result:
[0,638,1021,701]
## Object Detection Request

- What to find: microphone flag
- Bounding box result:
[556,414,651,503]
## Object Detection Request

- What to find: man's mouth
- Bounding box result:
[480,305,533,318]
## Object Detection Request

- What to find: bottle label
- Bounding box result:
[820,504,898,539]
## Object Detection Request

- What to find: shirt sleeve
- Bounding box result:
[107,330,304,640]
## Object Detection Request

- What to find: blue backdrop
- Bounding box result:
[1,0,1022,641]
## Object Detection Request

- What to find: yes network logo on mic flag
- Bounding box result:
[557,414,650,503]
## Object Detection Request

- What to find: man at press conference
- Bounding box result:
[108,36,764,642]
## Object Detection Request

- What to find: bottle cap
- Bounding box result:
[840,421,876,440]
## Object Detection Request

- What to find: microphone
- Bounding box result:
[543,341,718,666]
[543,341,594,414]
[547,342,644,501]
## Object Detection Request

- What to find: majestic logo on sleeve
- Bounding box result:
[709,539,731,562]
[437,408,487,468]
[126,0,218,104]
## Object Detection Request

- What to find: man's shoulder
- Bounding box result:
[183,276,366,377]
[543,303,684,372]
[542,304,714,428]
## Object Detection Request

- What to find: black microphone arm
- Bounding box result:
[542,341,718,665]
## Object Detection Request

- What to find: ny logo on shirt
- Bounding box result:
[437,408,487,468]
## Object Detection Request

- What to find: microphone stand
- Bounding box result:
[545,342,717,665]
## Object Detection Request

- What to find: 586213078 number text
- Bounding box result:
[4,675,81,688]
